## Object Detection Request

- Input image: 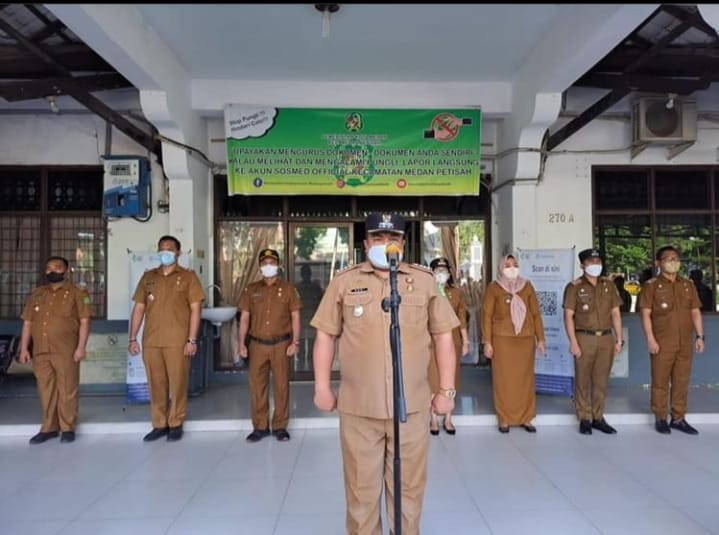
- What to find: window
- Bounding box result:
[593,166,717,311]
[0,167,106,319]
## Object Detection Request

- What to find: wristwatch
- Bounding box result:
[438,388,457,400]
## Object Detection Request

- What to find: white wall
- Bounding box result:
[0,112,170,319]
[520,85,719,278]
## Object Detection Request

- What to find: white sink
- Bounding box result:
[201,306,237,326]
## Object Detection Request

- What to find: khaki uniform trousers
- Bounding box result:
[33,352,80,432]
[574,334,615,421]
[339,408,430,535]
[651,346,693,421]
[143,346,190,428]
[248,340,290,430]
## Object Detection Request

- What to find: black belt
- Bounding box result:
[248,333,292,346]
[575,329,613,336]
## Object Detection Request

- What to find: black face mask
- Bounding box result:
[46,272,65,283]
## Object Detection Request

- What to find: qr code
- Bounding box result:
[536,291,558,316]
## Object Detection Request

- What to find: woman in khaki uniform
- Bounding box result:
[482,254,546,433]
[428,257,469,435]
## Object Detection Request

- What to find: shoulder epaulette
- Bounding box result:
[571,277,583,286]
[335,264,362,276]
[410,263,433,275]
[646,277,658,284]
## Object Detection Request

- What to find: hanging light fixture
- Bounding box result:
[315,4,340,38]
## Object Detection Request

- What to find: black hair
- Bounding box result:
[46,256,69,269]
[655,245,680,261]
[158,235,181,250]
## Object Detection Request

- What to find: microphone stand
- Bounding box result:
[382,255,406,535]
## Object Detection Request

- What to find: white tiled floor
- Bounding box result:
[1,369,718,534]
[0,425,718,534]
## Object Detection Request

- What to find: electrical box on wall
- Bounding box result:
[102,156,150,218]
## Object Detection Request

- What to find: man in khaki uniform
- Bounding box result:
[129,235,205,442]
[19,256,91,444]
[563,248,623,435]
[312,212,459,535]
[639,245,704,435]
[238,248,302,442]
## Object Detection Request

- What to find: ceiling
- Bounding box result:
[2,4,719,154]
[136,4,565,82]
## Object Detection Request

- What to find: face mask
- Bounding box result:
[434,272,449,285]
[367,244,402,270]
[584,264,603,277]
[503,267,520,280]
[158,251,176,266]
[662,261,681,274]
[46,272,65,283]
[260,265,278,278]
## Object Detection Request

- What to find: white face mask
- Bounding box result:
[503,267,520,280]
[434,272,449,285]
[584,264,603,277]
[367,244,402,270]
[260,264,278,278]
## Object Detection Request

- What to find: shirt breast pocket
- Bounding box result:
[654,291,674,313]
[344,293,373,326]
[400,294,427,326]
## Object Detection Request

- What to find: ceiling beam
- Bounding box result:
[23,4,74,43]
[546,89,631,152]
[574,73,712,95]
[0,13,159,157]
[660,4,718,38]
[548,9,698,152]
[0,73,133,101]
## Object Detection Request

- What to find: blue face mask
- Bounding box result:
[158,251,176,266]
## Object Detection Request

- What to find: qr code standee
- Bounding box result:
[536,291,558,316]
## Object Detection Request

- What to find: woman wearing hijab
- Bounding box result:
[481,254,546,433]
[428,257,470,435]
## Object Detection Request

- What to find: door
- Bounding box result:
[289,223,353,380]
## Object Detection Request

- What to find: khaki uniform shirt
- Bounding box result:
[638,274,701,350]
[563,276,622,330]
[311,261,460,419]
[481,281,545,341]
[132,265,205,347]
[445,286,468,348]
[21,280,91,356]
[238,280,302,339]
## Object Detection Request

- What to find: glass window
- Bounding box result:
[594,169,649,210]
[655,169,709,210]
[0,167,106,319]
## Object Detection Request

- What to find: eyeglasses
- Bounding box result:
[659,257,681,262]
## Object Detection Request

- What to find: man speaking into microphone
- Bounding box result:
[311,211,459,535]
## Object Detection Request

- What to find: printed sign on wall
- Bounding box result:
[224,107,481,196]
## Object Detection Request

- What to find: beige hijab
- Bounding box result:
[494,254,528,335]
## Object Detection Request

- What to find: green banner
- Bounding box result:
[224,107,481,196]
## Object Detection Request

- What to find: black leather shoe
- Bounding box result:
[592,418,617,434]
[29,431,59,444]
[429,427,440,436]
[273,429,291,441]
[143,427,169,442]
[246,429,270,443]
[670,418,699,435]
[521,423,537,433]
[443,422,456,436]
[60,431,76,443]
[655,419,671,434]
[579,419,592,435]
[167,426,184,442]
[498,425,510,434]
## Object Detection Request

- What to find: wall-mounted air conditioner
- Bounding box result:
[632,97,697,144]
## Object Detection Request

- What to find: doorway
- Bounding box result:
[289,222,353,380]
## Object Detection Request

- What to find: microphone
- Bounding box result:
[385,243,402,266]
